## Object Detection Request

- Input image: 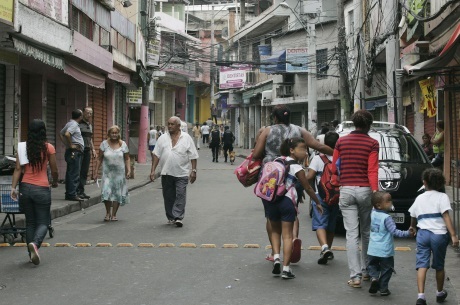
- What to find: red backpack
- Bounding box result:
[317,154,340,205]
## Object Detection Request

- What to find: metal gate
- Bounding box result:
[446,70,460,236]
[0,65,5,155]
[46,81,57,146]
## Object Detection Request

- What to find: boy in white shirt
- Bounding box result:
[409,168,459,305]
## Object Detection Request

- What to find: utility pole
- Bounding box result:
[210,5,215,112]
[337,0,351,120]
[307,20,317,131]
[353,0,365,112]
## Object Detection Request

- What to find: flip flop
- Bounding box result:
[104,215,111,222]
[111,216,118,221]
[290,239,302,263]
[347,279,361,288]
[265,254,275,262]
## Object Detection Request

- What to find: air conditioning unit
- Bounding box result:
[245,71,255,84]
[261,90,272,106]
[276,85,293,98]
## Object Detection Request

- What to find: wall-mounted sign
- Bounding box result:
[128,88,143,104]
[219,64,251,89]
[13,38,64,70]
[0,0,13,24]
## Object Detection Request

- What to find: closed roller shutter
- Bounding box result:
[46,81,57,146]
[290,112,302,126]
[424,112,436,137]
[115,84,127,139]
[89,86,107,178]
[405,105,414,133]
[0,65,5,154]
[317,109,335,127]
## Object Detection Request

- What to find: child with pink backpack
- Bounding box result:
[256,137,321,279]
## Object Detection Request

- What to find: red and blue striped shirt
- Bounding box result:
[332,130,379,191]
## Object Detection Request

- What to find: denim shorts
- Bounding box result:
[415,229,449,270]
[263,196,296,222]
[312,194,340,232]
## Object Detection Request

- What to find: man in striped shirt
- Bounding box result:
[332,110,379,288]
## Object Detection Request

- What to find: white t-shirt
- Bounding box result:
[153,132,199,177]
[285,157,304,204]
[308,154,333,191]
[148,129,158,146]
[408,190,452,234]
[201,125,210,135]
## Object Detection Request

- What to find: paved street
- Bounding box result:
[0,149,458,305]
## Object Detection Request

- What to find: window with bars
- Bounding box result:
[111,29,135,59]
[72,6,110,49]
[316,48,328,79]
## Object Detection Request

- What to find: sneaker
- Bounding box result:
[282,270,296,279]
[175,219,183,227]
[290,238,302,263]
[380,289,391,296]
[167,220,175,225]
[328,252,334,260]
[436,290,448,303]
[416,298,427,305]
[28,242,40,265]
[369,278,379,294]
[79,193,90,199]
[318,249,333,265]
[272,258,281,277]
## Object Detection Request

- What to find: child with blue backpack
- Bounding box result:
[262,137,321,279]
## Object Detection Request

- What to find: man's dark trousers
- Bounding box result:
[77,148,91,196]
[65,149,83,198]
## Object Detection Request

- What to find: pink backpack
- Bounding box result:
[254,157,296,202]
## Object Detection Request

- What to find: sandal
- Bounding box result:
[265,254,275,262]
[111,216,118,221]
[104,215,111,222]
[347,279,361,288]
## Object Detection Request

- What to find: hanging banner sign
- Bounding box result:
[419,78,437,117]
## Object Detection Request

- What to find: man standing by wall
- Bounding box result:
[149,116,199,227]
[77,107,96,199]
[60,109,85,201]
[211,104,218,124]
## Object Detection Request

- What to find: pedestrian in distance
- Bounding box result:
[77,107,96,200]
[409,168,459,305]
[421,133,434,161]
[431,121,444,169]
[211,104,218,124]
[306,131,340,265]
[192,122,201,150]
[59,109,85,201]
[222,126,235,163]
[148,125,158,153]
[206,117,214,128]
[264,137,322,279]
[367,191,415,297]
[253,105,333,264]
[209,125,221,162]
[150,116,199,227]
[331,109,379,288]
[201,122,210,146]
[93,125,131,222]
[10,119,59,265]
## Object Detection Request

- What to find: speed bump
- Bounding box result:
[138,243,155,248]
[180,243,197,248]
[395,247,411,251]
[200,244,217,248]
[75,243,92,247]
[243,244,260,248]
[308,246,322,250]
[331,246,347,251]
[158,243,175,248]
[95,243,112,247]
[41,243,51,247]
[13,243,26,247]
[117,243,134,247]
[223,244,238,248]
[0,243,10,247]
[55,243,72,247]
[265,245,272,250]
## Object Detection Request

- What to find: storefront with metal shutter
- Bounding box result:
[46,81,57,147]
[115,83,127,140]
[0,65,5,154]
[88,86,107,178]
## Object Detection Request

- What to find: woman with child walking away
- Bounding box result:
[252,105,333,268]
[409,168,458,305]
[10,119,59,265]
[262,137,323,279]
[93,125,131,222]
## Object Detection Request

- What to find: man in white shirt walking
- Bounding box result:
[150,116,199,227]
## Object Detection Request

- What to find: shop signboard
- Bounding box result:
[0,0,13,24]
[219,64,251,89]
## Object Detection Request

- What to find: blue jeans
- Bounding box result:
[339,186,372,279]
[19,183,51,248]
[368,255,394,291]
[65,149,82,198]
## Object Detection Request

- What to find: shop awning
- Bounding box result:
[365,98,387,111]
[108,66,131,84]
[404,23,460,76]
[64,62,106,89]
